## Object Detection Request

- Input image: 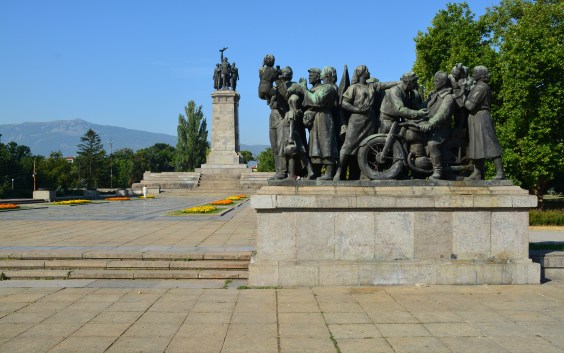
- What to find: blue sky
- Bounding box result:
[0,0,500,147]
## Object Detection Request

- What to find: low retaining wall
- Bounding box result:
[32,190,55,202]
[530,250,564,281]
[249,182,540,286]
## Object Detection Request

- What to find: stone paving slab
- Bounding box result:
[0,282,562,352]
[0,200,256,253]
[1,196,564,351]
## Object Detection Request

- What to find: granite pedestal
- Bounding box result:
[249,181,540,286]
[197,89,247,175]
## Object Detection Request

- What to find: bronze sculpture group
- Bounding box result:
[213,47,239,91]
[257,54,505,181]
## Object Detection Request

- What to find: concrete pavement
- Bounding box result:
[1,284,563,352]
[0,195,563,352]
[529,226,564,243]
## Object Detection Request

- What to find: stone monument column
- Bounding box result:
[197,90,247,174]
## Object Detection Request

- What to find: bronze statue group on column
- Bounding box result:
[257,54,505,181]
[213,47,239,91]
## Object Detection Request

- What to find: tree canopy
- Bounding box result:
[483,0,563,200]
[76,128,106,189]
[175,100,209,172]
[414,0,563,203]
[256,147,275,172]
[413,2,497,94]
[0,135,35,197]
[239,150,254,164]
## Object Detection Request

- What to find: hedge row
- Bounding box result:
[529,209,564,226]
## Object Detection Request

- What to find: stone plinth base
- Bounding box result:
[249,183,540,286]
[205,151,243,165]
[206,90,242,168]
[250,260,539,286]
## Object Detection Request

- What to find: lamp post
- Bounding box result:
[109,139,113,188]
[11,179,14,190]
[33,159,36,191]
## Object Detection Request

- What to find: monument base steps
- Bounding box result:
[131,170,274,195]
[0,251,251,280]
[132,171,201,192]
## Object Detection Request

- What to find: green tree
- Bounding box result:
[112,148,136,188]
[414,0,563,207]
[256,147,275,172]
[0,136,36,197]
[143,143,176,172]
[76,128,106,189]
[37,151,73,191]
[131,149,151,186]
[413,2,497,94]
[481,0,564,205]
[239,150,254,164]
[175,100,209,172]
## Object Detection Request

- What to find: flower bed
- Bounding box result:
[231,194,247,199]
[52,199,91,205]
[211,199,233,205]
[0,204,19,210]
[105,197,131,201]
[139,195,155,199]
[183,205,217,214]
[226,196,241,201]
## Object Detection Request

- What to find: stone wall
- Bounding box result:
[249,183,540,286]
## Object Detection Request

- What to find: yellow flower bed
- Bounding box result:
[232,194,247,199]
[105,197,131,201]
[0,203,19,209]
[183,205,217,214]
[52,199,91,205]
[139,195,155,199]
[226,196,241,201]
[211,199,233,205]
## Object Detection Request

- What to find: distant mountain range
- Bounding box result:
[0,119,268,158]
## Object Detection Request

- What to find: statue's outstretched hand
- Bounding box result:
[416,109,428,118]
[418,121,433,132]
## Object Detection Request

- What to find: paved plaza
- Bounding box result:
[0,195,563,353]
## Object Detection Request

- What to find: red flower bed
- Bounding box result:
[105,197,131,201]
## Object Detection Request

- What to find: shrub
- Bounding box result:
[529,209,564,226]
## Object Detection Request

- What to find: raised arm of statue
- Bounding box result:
[219,47,228,63]
[375,81,401,91]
